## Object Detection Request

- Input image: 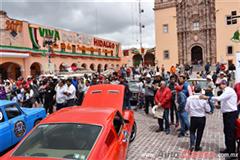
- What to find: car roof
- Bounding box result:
[41,106,117,126]
[0,100,16,107]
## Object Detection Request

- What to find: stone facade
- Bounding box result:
[154,0,219,66]
[176,0,216,65]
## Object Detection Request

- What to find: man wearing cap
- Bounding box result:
[200,80,238,159]
[216,71,227,87]
[178,74,193,98]
[153,72,162,83]
[186,85,211,152]
[143,74,155,114]
[152,72,162,95]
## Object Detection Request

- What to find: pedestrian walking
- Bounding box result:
[168,75,179,127]
[64,79,76,107]
[205,75,215,113]
[178,74,193,97]
[55,79,67,111]
[43,81,55,114]
[185,85,211,152]
[154,81,172,134]
[205,62,211,74]
[175,85,190,137]
[143,74,154,114]
[78,78,87,105]
[200,80,238,159]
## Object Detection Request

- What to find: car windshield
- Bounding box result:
[13,123,102,160]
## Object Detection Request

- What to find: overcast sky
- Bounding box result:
[1,0,155,49]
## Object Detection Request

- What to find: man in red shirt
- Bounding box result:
[234,82,240,115]
[155,81,172,134]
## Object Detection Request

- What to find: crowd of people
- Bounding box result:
[132,63,239,160]
[0,62,239,159]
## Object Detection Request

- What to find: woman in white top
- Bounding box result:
[55,80,67,110]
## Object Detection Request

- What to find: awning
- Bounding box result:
[0,52,29,58]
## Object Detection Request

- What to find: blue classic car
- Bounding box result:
[0,100,46,153]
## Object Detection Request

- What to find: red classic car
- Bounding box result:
[2,84,137,160]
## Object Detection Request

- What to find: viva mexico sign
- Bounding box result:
[29,26,60,49]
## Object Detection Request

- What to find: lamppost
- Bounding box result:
[43,36,56,74]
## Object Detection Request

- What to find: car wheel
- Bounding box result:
[34,119,41,126]
[130,121,137,142]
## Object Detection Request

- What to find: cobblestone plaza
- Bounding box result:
[128,109,227,160]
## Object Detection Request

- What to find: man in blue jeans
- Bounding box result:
[155,81,172,134]
[176,85,190,137]
[201,80,238,159]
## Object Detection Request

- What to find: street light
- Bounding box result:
[43,36,56,74]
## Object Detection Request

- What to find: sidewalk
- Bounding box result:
[127,109,227,160]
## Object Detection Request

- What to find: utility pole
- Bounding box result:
[138,0,145,66]
[43,36,56,74]
[138,0,144,53]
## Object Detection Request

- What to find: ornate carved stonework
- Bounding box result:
[176,0,216,64]
[154,0,177,10]
[154,0,217,65]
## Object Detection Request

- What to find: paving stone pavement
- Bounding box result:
[127,109,228,160]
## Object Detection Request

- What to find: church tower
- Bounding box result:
[176,0,217,65]
[154,0,179,68]
[155,0,239,68]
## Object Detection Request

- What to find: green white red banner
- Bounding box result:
[29,27,40,49]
